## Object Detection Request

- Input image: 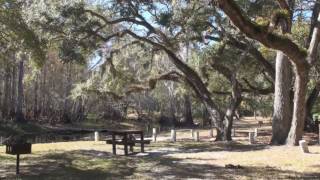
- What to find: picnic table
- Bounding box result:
[106,130,150,155]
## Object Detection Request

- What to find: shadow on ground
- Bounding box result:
[1,141,320,179]
[148,141,269,154]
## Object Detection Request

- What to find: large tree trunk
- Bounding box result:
[271,0,295,145]
[271,52,293,144]
[303,3,320,132]
[286,68,308,145]
[286,8,320,145]
[16,57,25,122]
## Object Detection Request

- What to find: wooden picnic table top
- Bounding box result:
[109,130,143,135]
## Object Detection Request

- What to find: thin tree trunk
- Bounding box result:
[40,65,47,117]
[63,63,72,123]
[33,74,39,120]
[286,69,308,145]
[205,103,224,140]
[223,74,242,141]
[16,57,25,122]
[0,74,3,119]
[184,94,194,126]
[2,65,10,118]
[10,64,17,119]
[305,84,320,131]
[169,98,177,127]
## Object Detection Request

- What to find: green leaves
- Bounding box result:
[157,12,173,26]
[60,2,85,18]
[0,0,46,67]
[59,38,85,64]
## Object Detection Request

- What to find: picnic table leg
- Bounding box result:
[112,133,116,155]
[124,133,128,156]
[141,132,144,153]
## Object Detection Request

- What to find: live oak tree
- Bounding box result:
[210,0,320,144]
[214,0,320,145]
[35,1,277,140]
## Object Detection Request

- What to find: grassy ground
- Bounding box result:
[0,122,50,137]
[0,117,320,179]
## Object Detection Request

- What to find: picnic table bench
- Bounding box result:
[106,130,151,155]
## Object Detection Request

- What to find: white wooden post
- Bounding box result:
[191,129,194,138]
[194,131,200,142]
[209,129,214,137]
[152,128,157,142]
[299,140,309,153]
[254,128,258,137]
[94,131,99,142]
[232,128,236,137]
[249,132,255,144]
[171,129,176,142]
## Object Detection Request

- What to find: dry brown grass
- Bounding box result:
[0,117,319,179]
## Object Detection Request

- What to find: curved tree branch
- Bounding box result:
[214,0,308,69]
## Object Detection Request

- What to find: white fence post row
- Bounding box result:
[94,131,99,142]
[299,140,309,153]
[194,131,200,142]
[152,128,157,142]
[248,132,255,144]
[171,129,176,142]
